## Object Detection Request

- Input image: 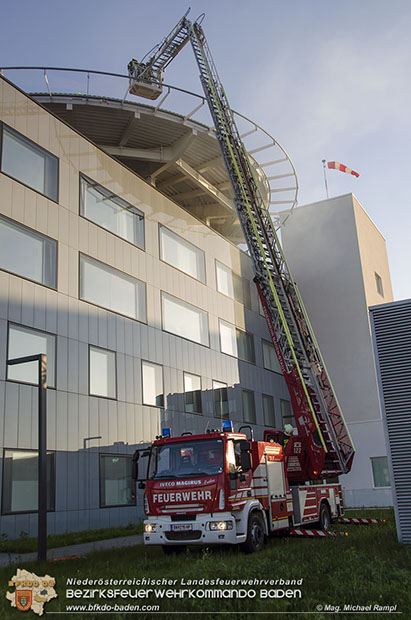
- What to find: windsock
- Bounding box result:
[327,161,359,177]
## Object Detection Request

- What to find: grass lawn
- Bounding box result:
[1,508,409,620]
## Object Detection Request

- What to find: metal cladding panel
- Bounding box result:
[370,299,411,544]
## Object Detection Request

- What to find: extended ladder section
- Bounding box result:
[128,15,355,481]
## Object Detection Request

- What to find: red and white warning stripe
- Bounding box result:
[338,517,386,525]
[289,529,348,537]
[327,161,359,177]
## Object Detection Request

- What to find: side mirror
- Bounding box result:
[239,440,252,472]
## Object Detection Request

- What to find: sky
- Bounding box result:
[1,0,410,300]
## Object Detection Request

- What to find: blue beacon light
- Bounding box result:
[162,428,171,437]
[222,420,233,433]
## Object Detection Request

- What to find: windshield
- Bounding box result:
[148,438,224,480]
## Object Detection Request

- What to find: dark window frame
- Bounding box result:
[183,371,203,415]
[242,388,256,424]
[0,122,59,203]
[218,318,255,364]
[79,173,145,250]
[215,259,251,308]
[213,379,229,420]
[6,321,57,389]
[78,253,147,324]
[159,224,206,284]
[141,360,165,408]
[88,344,117,400]
[1,447,56,515]
[0,213,58,290]
[262,393,276,427]
[160,291,210,348]
[99,453,136,509]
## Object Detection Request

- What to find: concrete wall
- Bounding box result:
[282,195,393,507]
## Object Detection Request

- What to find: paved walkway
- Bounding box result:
[0,534,144,567]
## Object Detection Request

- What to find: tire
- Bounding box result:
[162,545,186,555]
[241,512,266,553]
[319,503,331,531]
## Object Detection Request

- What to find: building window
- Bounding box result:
[162,293,209,346]
[184,372,202,414]
[80,175,144,248]
[213,380,229,420]
[262,339,281,373]
[2,449,55,514]
[371,456,391,488]
[100,455,135,508]
[1,124,58,201]
[215,260,250,307]
[7,324,56,388]
[142,361,164,407]
[280,399,295,427]
[0,215,57,288]
[242,389,256,424]
[89,346,116,399]
[159,226,205,282]
[80,254,146,322]
[219,320,255,363]
[375,272,384,297]
[263,394,276,427]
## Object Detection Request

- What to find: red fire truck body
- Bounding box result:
[139,429,343,552]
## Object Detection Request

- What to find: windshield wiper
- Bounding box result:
[153,474,178,479]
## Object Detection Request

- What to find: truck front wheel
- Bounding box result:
[241,512,265,553]
[319,503,331,531]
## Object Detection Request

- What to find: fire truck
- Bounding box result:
[130,11,356,553]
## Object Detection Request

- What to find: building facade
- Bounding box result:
[282,195,394,507]
[0,75,291,539]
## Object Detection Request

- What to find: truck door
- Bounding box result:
[227,440,252,501]
[265,453,289,531]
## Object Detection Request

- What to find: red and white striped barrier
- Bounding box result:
[338,517,386,525]
[289,529,348,538]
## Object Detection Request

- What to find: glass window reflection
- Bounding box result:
[0,215,57,287]
[142,361,164,407]
[80,175,144,248]
[80,254,146,322]
[263,394,276,427]
[1,125,58,201]
[89,346,116,398]
[184,372,202,414]
[219,320,255,363]
[2,450,55,514]
[160,226,205,282]
[162,293,208,346]
[100,455,135,507]
[7,324,56,387]
[213,380,229,420]
[242,389,256,424]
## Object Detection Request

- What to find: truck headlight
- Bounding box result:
[209,521,233,531]
[145,523,157,533]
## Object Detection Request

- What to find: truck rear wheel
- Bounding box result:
[319,503,331,531]
[241,512,265,553]
[162,545,186,555]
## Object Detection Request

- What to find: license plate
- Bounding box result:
[170,524,192,531]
